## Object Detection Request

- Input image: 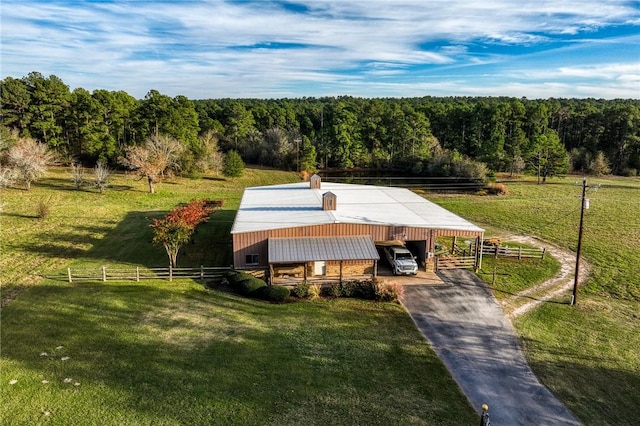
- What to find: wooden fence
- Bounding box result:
[435,256,477,271]
[67,266,232,283]
[471,244,546,259]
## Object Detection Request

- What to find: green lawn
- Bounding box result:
[1,168,478,425]
[1,280,476,425]
[3,169,639,425]
[430,176,640,425]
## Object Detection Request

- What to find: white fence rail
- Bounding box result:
[67,266,232,283]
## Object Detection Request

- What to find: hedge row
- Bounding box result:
[292,280,403,303]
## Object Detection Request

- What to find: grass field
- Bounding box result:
[1,168,477,425]
[2,169,639,425]
[1,280,476,425]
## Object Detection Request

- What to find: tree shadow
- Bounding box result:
[15,208,236,271]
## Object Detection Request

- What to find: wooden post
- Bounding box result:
[200,265,204,280]
[339,261,343,284]
[136,267,140,282]
[542,248,546,260]
[373,259,377,278]
[518,247,522,260]
[494,244,499,258]
[452,236,457,253]
[269,264,274,285]
[67,267,72,283]
[102,266,106,282]
[169,265,173,281]
[304,262,308,281]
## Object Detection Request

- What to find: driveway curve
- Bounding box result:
[401,269,580,425]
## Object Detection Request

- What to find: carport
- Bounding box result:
[267,235,380,284]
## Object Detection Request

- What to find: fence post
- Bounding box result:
[102,266,106,282]
[542,248,546,260]
[518,246,522,260]
[169,265,173,281]
[136,266,140,282]
[200,265,204,280]
[494,245,499,258]
[68,267,72,283]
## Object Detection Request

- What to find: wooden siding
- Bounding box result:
[233,223,482,268]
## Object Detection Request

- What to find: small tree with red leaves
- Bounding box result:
[150,199,219,267]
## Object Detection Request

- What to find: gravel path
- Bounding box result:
[497,235,590,318]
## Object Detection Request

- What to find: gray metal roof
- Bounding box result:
[231,181,484,234]
[268,236,380,263]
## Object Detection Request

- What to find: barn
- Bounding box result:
[231,175,484,282]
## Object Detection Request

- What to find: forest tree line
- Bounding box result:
[2,71,639,180]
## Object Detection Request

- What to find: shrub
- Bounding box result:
[292,281,310,298]
[237,277,267,296]
[322,283,341,298]
[485,183,509,196]
[339,281,356,297]
[373,281,404,303]
[256,285,290,303]
[352,281,376,299]
[307,283,322,300]
[36,199,50,219]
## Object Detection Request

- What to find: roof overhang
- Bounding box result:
[268,236,380,264]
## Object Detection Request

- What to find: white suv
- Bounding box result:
[383,246,418,275]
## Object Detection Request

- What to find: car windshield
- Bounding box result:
[396,252,413,260]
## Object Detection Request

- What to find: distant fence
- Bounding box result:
[67,266,232,283]
[471,244,546,259]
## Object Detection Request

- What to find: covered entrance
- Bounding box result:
[267,235,380,285]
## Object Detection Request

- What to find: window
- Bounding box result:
[245,254,259,265]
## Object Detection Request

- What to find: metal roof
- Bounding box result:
[231,181,484,234]
[268,236,380,263]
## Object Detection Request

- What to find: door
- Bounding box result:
[314,261,326,276]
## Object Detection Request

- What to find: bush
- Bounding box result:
[307,283,322,300]
[36,199,50,219]
[256,285,290,303]
[322,283,341,298]
[373,281,404,303]
[237,277,267,296]
[292,281,310,298]
[352,281,376,299]
[485,183,509,196]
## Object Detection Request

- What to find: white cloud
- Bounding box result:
[0,0,638,98]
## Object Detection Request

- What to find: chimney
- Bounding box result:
[322,191,336,211]
[310,174,321,189]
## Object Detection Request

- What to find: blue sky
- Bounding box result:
[1,0,639,99]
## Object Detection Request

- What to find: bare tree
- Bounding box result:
[71,162,86,189]
[195,130,224,175]
[7,137,55,190]
[0,167,16,188]
[94,160,110,193]
[121,134,184,194]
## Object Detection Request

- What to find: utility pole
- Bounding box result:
[571,178,587,305]
[572,178,599,306]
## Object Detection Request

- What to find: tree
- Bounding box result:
[94,160,110,193]
[7,136,55,190]
[120,134,184,194]
[588,151,611,176]
[70,162,86,189]
[223,150,244,177]
[193,130,224,174]
[526,129,569,183]
[299,136,317,172]
[150,199,215,267]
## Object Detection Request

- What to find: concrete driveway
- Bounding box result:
[401,269,581,425]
